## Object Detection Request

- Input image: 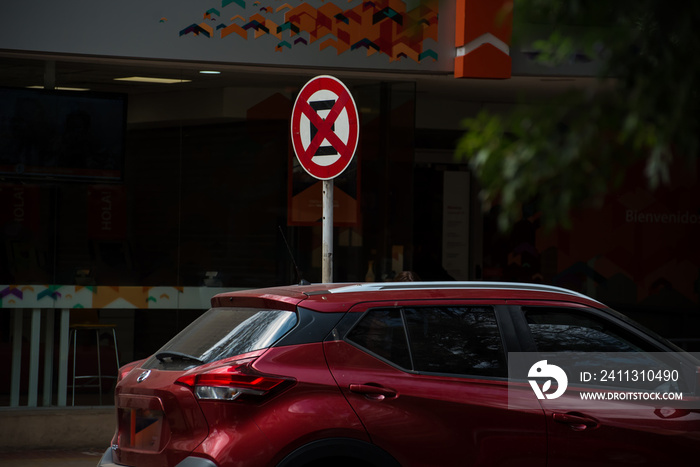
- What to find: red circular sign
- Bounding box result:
[291,75,359,180]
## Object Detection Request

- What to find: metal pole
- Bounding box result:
[96,329,103,405]
[322,179,333,283]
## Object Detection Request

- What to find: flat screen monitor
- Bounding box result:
[0,87,127,181]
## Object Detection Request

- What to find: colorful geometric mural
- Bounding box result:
[177,0,439,63]
[0,285,236,309]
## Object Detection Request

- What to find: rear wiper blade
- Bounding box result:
[155,350,204,364]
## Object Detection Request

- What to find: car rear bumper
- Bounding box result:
[98,448,218,467]
[97,449,120,467]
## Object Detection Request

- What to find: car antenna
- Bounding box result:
[278,225,310,285]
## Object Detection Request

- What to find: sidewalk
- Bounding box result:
[0,407,114,452]
[0,448,104,466]
[0,406,113,466]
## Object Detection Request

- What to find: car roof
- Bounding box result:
[211,281,605,312]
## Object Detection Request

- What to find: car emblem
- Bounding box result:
[137,370,151,383]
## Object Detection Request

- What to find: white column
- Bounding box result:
[28,308,42,407]
[10,309,22,407]
[43,310,55,406]
[57,309,70,406]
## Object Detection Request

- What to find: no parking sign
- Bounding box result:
[290,75,359,282]
[291,75,359,180]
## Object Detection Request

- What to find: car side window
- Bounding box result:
[346,308,411,369]
[523,307,656,353]
[346,306,507,378]
[404,306,506,377]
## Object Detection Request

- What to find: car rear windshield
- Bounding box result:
[144,308,297,370]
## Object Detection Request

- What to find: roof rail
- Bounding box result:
[327,281,600,303]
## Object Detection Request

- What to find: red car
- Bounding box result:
[99,282,700,467]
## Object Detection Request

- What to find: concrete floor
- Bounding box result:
[0,449,104,466]
[0,407,114,453]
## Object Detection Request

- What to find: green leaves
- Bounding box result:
[531,31,577,65]
[456,0,699,231]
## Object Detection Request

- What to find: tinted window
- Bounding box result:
[145,308,297,369]
[404,306,506,377]
[523,308,690,391]
[346,308,411,369]
[524,308,655,352]
[346,306,506,377]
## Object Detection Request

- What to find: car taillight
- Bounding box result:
[117,361,141,383]
[118,367,131,383]
[175,363,294,401]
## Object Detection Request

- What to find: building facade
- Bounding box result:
[0,0,698,409]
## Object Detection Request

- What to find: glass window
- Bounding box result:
[524,307,655,353]
[346,308,411,369]
[404,306,506,377]
[145,307,297,369]
[523,308,692,392]
[347,306,506,376]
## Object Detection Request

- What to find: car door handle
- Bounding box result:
[552,412,600,431]
[349,384,397,400]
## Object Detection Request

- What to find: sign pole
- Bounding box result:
[291,75,358,284]
[322,179,333,283]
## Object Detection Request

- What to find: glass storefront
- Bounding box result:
[0,56,442,406]
[1,51,698,408]
[0,58,425,288]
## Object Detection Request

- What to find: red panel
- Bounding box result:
[455,43,512,79]
[87,184,127,240]
[455,0,513,79]
[456,0,513,47]
[0,184,41,235]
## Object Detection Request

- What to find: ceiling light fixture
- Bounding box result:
[199,70,221,74]
[27,85,90,91]
[114,76,192,84]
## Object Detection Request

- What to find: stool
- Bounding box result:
[69,311,120,406]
